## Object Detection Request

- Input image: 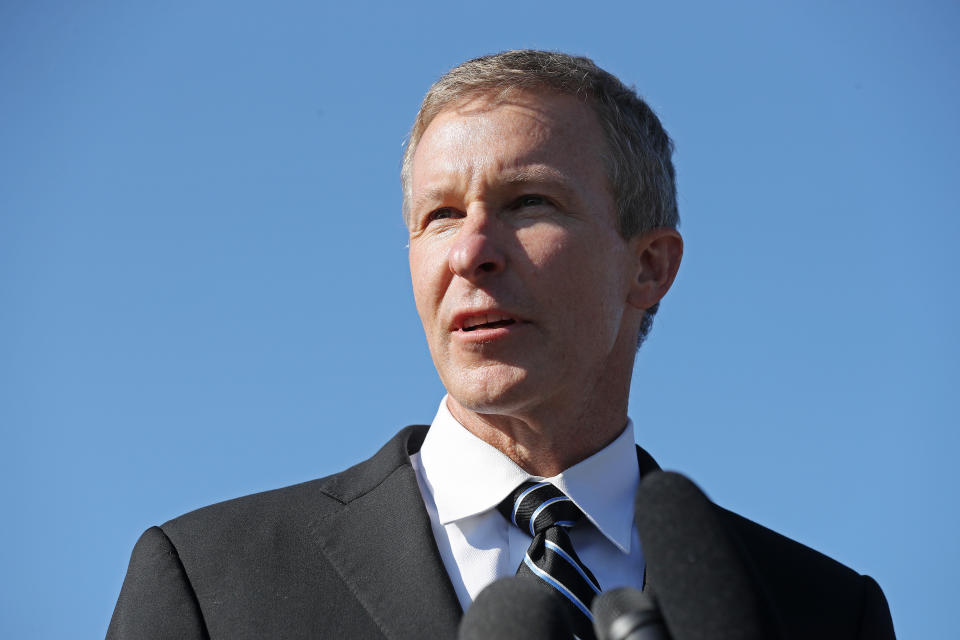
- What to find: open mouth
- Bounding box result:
[462,318,516,332]
[458,312,518,332]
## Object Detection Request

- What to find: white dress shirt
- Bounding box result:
[410,396,646,611]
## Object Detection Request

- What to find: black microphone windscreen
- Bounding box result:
[593,587,670,640]
[458,576,572,640]
[634,472,778,640]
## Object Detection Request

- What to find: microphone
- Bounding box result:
[592,587,670,640]
[631,471,779,640]
[458,576,573,640]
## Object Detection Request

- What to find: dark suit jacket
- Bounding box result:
[107,426,895,639]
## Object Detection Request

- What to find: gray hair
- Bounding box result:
[401,50,679,345]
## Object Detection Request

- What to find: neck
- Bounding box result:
[445,377,631,477]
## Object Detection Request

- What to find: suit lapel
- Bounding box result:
[314,427,462,640]
[636,444,661,591]
[636,444,661,477]
[312,432,662,638]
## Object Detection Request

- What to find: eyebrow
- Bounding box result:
[500,166,579,201]
[410,165,580,215]
[410,186,451,215]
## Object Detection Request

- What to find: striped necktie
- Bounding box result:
[497,481,601,640]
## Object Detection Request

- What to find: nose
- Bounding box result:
[448,212,506,281]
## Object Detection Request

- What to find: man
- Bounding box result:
[107,50,895,639]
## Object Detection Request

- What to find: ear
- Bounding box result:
[627,228,683,311]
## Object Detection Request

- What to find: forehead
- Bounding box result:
[410,89,610,201]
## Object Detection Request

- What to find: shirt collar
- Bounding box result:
[418,396,640,553]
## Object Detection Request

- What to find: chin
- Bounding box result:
[444,364,543,416]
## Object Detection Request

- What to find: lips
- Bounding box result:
[453,311,520,332]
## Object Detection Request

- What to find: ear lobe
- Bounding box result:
[627,228,683,311]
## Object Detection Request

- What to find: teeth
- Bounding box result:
[463,312,512,330]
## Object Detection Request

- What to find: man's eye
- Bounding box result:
[427,208,458,222]
[514,194,549,208]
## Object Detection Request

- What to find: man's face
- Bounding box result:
[407,89,643,417]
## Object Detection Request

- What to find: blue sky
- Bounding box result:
[2,1,957,637]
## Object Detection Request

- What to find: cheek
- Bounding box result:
[534,236,631,333]
[517,225,571,269]
[409,245,448,321]
[527,233,599,292]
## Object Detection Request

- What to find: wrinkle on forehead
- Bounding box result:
[425,104,552,158]
[448,91,561,128]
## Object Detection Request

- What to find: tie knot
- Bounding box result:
[497,481,586,536]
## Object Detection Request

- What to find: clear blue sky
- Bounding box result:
[2,1,957,637]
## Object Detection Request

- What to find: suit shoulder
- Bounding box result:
[719,507,861,584]
[162,475,342,540]
[160,424,428,546]
[107,526,208,639]
[718,507,894,638]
